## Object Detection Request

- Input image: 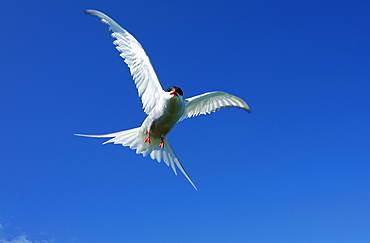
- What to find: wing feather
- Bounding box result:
[85,10,164,115]
[179,91,251,121]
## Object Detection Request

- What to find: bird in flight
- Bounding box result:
[76,10,251,190]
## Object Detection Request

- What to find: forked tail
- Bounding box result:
[75,128,197,190]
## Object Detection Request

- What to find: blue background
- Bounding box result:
[1,0,369,242]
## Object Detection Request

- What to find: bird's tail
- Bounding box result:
[75,128,197,190]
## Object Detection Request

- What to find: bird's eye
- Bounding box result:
[166,86,175,92]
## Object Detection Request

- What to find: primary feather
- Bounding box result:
[85,10,164,115]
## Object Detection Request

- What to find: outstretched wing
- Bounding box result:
[179,91,251,121]
[85,10,164,115]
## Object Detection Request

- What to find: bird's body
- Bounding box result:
[142,89,184,139]
[76,10,251,190]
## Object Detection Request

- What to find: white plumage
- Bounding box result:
[76,10,251,190]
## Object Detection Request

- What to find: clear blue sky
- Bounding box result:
[1,0,369,242]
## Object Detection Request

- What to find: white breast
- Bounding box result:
[141,95,184,138]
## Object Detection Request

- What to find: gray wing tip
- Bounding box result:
[84,10,106,20]
[233,102,251,113]
[84,9,95,15]
[84,9,102,16]
[85,10,113,28]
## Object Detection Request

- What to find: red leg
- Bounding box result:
[144,131,151,144]
[159,137,164,149]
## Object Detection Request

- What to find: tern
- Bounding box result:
[76,10,251,190]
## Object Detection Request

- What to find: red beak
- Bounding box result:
[170,90,178,97]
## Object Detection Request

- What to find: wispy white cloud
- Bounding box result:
[0,224,54,243]
[0,235,31,243]
[0,234,54,243]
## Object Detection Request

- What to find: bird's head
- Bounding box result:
[166,86,183,98]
